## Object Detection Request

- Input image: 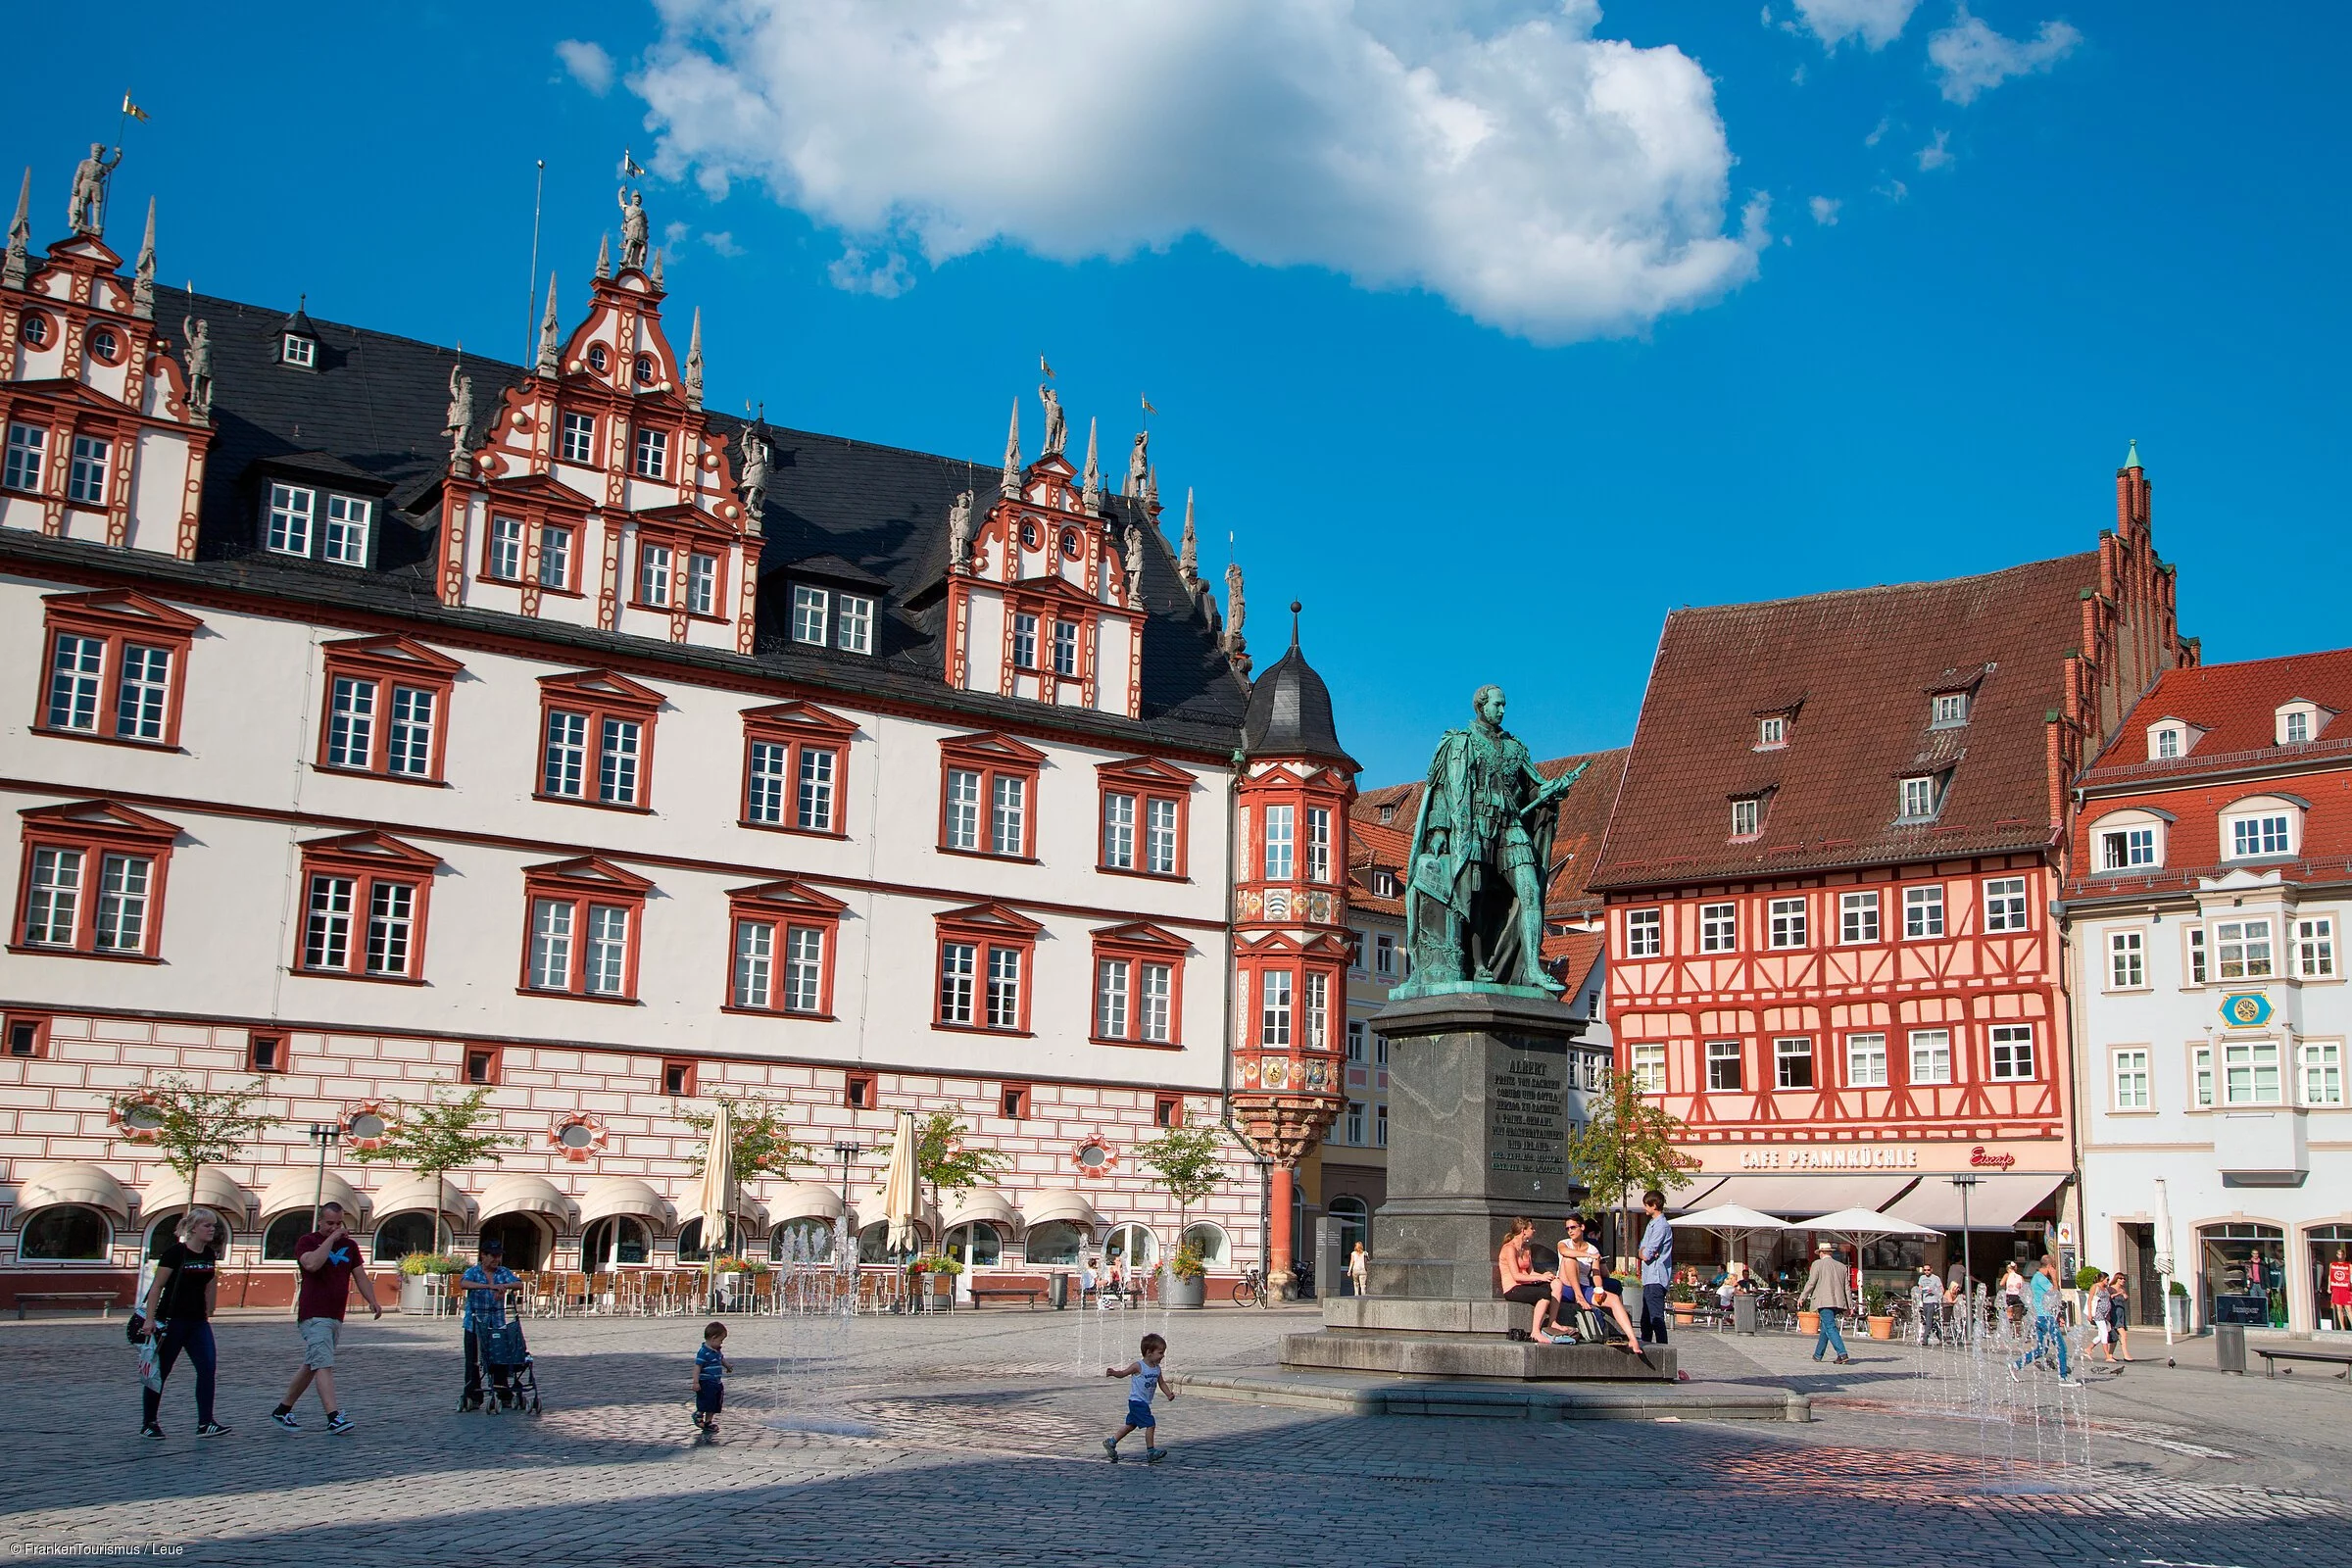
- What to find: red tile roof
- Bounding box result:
[2080,648,2352,789]
[1591,557,2102,889]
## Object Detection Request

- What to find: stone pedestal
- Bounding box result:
[1365,991,1583,1299]
[1280,991,1657,1382]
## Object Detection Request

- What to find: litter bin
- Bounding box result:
[2214,1321,2247,1375]
[1733,1293,1759,1336]
[1049,1272,1069,1310]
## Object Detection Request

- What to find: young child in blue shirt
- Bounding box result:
[1102,1333,1173,1463]
[693,1321,732,1434]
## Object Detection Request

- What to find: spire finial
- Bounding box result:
[1081,416,1102,514]
[2,169,29,290]
[131,196,157,318]
[536,273,562,376]
[596,232,612,281]
[684,307,705,409]
[1001,396,1021,496]
[1178,486,1200,594]
[2124,437,2141,471]
[1290,600,1301,649]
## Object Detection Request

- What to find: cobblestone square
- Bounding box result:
[3,1309,2347,1567]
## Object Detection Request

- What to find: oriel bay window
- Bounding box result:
[740,701,857,836]
[519,858,652,1003]
[36,590,200,749]
[294,832,438,982]
[938,732,1045,858]
[13,801,177,961]
[725,880,847,1017]
[1097,759,1192,877]
[315,636,462,783]
[537,670,663,810]
[1092,923,1189,1047]
[933,904,1041,1034]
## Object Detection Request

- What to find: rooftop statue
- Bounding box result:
[947,488,973,566]
[180,317,213,415]
[739,430,771,517]
[1125,429,1150,497]
[68,142,121,237]
[1397,685,1588,1000]
[617,187,650,271]
[1038,381,1066,458]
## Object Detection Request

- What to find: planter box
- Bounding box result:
[1164,1273,1206,1309]
[399,1274,448,1316]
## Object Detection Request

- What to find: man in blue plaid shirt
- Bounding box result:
[459,1237,521,1411]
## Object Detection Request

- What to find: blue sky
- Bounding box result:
[6,3,2345,786]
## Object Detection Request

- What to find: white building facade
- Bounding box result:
[2069,652,2352,1335]
[0,172,1333,1305]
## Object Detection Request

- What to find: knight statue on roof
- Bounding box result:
[1397,686,1588,999]
[1038,381,1066,458]
[617,186,650,270]
[68,142,122,236]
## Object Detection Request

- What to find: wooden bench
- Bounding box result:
[967,1278,1049,1309]
[16,1291,118,1319]
[2255,1347,2352,1379]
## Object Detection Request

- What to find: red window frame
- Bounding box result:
[247,1032,285,1073]
[292,830,439,984]
[1153,1094,1184,1129]
[937,731,1047,860]
[314,635,463,784]
[516,856,653,1004]
[473,476,593,597]
[933,902,1044,1035]
[662,1057,698,1097]
[631,511,732,619]
[1235,933,1348,1054]
[34,590,202,750]
[1096,757,1194,879]
[739,701,858,837]
[997,1083,1032,1119]
[723,879,849,1018]
[535,670,663,812]
[844,1071,876,1110]
[463,1045,506,1085]
[5,1012,52,1059]
[12,800,177,962]
[1090,921,1191,1048]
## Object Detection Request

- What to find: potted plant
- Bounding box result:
[913,1251,960,1309]
[1668,1278,1698,1323]
[2166,1278,2192,1334]
[398,1250,465,1315]
[1864,1284,1894,1340]
[1797,1306,1821,1336]
[1135,1123,1228,1297]
[1165,1242,1208,1309]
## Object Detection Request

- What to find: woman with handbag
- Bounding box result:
[134,1206,227,1440]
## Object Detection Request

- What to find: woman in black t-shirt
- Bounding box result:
[136,1206,226,1439]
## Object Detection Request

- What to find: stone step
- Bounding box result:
[1283,1329,1678,1381]
[1177,1367,1810,1423]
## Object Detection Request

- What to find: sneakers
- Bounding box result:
[197,1422,231,1439]
[324,1413,355,1436]
[270,1409,300,1431]
[138,1424,165,1441]
[2056,1377,2084,1388]
[1144,1446,1167,1464]
[459,1396,482,1413]
[1102,1439,1120,1463]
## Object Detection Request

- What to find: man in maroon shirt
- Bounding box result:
[269,1200,383,1434]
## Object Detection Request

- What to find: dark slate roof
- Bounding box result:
[140,285,1252,752]
[1590,557,2095,890]
[1241,626,1356,771]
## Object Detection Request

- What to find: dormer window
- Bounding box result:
[1897,774,1943,822]
[2149,722,2187,760]
[1931,692,1969,728]
[263,481,374,564]
[1730,797,1761,839]
[837,595,873,655]
[1757,714,1787,748]
[2223,795,2303,860]
[282,333,316,368]
[1369,869,1396,899]
[791,585,829,647]
[2092,809,2167,872]
[2276,702,2328,746]
[1011,613,1039,669]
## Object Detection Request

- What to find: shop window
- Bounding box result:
[582,1216,650,1268]
[37,590,201,749]
[372,1211,435,1263]
[20,1205,110,1260]
[1027,1221,1084,1267]
[263,1212,312,1261]
[1182,1222,1231,1267]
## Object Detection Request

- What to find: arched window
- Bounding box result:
[582,1216,650,1268]
[1181,1221,1232,1267]
[944,1222,1004,1269]
[372,1211,435,1264]
[1102,1222,1155,1270]
[2221,795,2305,861]
[145,1214,234,1259]
[479,1214,547,1270]
[2088,808,2170,873]
[264,1212,312,1261]
[677,1218,713,1262]
[768,1217,838,1263]
[858,1221,925,1264]
[20,1205,110,1260]
[1026,1220,1085,1267]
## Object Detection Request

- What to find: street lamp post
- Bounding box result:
[1951,1173,1979,1342]
[307,1123,341,1233]
[832,1140,863,1244]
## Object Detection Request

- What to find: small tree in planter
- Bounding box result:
[1136,1124,1227,1305]
[914,1111,1009,1241]
[114,1073,279,1231]
[351,1086,514,1255]
[1564,1069,1692,1263]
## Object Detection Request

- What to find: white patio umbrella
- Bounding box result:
[880,1110,922,1256]
[1669,1202,1791,1284]
[2153,1176,2178,1346]
[1797,1206,1944,1311]
[686,1100,737,1311]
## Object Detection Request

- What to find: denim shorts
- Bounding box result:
[1126,1398,1155,1429]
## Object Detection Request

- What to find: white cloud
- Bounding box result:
[1864,116,1888,146]
[1916,129,1952,171]
[1808,195,1841,225]
[702,230,746,258]
[1928,7,2082,104]
[1874,177,1908,202]
[630,0,1766,344]
[1791,63,1808,85]
[556,38,615,96]
[1791,0,1919,50]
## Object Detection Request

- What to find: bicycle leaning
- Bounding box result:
[1232,1266,1268,1307]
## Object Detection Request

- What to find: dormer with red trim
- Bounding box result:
[0,174,211,558]
[438,213,760,655]
[945,400,1149,716]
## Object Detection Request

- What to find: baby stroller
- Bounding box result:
[478,1320,543,1417]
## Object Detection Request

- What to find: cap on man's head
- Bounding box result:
[479,1236,504,1254]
